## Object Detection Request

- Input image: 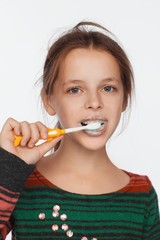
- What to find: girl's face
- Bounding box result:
[46,48,125,151]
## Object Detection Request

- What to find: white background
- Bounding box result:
[0,1,159,239]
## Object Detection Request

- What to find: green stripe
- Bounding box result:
[10,185,160,239]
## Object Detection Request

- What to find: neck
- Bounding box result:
[53,137,111,174]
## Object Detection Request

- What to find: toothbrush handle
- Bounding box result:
[14,128,65,147]
[14,135,23,147]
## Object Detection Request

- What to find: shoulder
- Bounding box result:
[24,168,54,187]
[24,168,45,187]
[125,170,153,193]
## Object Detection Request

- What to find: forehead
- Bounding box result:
[58,48,121,81]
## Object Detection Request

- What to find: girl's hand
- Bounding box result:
[0,118,63,165]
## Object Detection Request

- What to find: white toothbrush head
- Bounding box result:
[64,122,102,134]
[85,122,101,130]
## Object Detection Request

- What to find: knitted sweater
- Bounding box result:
[0,148,160,240]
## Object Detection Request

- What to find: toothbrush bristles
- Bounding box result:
[86,122,101,130]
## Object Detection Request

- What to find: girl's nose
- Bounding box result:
[84,92,103,110]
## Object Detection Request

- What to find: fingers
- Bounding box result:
[0,118,49,148]
[0,117,20,142]
[0,118,63,164]
[18,121,31,146]
[26,122,48,148]
[0,118,22,150]
[19,121,48,147]
[14,122,22,136]
[2,117,19,133]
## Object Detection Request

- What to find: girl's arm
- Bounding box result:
[0,148,35,239]
[0,118,63,239]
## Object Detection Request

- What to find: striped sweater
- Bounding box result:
[0,148,160,239]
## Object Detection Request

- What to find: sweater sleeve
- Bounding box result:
[143,179,160,239]
[0,147,35,239]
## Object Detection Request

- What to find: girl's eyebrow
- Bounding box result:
[63,80,84,85]
[63,77,120,86]
[101,77,121,84]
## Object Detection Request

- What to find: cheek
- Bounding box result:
[56,97,82,114]
[54,101,76,126]
[104,98,123,122]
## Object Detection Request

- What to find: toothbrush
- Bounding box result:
[14,122,101,147]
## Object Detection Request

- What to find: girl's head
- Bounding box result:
[41,21,134,110]
[41,21,134,150]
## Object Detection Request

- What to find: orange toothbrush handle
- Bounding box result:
[14,128,65,147]
[14,135,23,147]
[47,128,65,141]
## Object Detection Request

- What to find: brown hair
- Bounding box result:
[41,21,134,150]
[42,21,134,105]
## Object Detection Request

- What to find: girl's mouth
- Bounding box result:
[80,119,106,135]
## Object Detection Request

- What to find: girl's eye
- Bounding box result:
[68,88,81,94]
[103,86,114,92]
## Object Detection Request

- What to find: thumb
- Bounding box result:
[37,135,63,157]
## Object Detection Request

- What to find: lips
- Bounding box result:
[80,119,107,135]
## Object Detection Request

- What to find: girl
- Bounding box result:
[0,22,160,240]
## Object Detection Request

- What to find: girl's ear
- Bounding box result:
[122,98,127,112]
[41,90,56,116]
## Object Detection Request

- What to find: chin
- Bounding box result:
[67,132,108,151]
[80,139,107,152]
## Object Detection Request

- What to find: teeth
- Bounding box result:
[81,120,105,125]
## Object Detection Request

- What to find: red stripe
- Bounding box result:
[25,169,152,193]
[0,192,18,204]
[0,185,19,195]
[119,172,152,193]
[25,169,56,187]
